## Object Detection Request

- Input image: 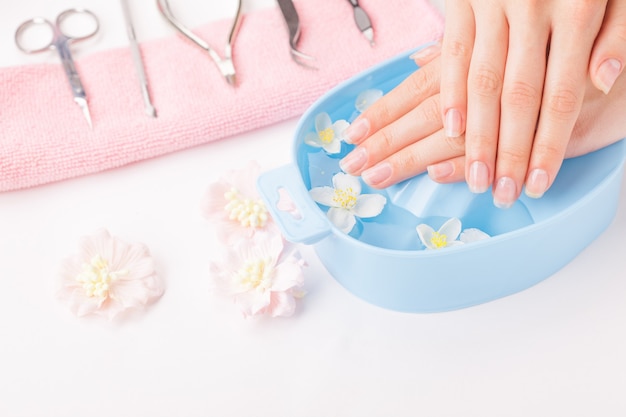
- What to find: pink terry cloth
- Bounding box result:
[0,0,443,192]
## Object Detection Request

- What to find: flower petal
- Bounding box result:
[332,172,362,195]
[438,217,462,241]
[352,194,386,218]
[460,228,490,243]
[309,186,339,207]
[304,131,324,148]
[322,138,342,154]
[416,223,436,249]
[355,89,383,112]
[314,112,332,132]
[327,207,357,233]
[332,119,350,140]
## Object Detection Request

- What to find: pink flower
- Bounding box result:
[209,233,306,318]
[57,229,164,320]
[201,161,279,244]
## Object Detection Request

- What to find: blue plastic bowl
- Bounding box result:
[257,49,626,313]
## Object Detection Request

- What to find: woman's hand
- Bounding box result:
[341,0,626,206]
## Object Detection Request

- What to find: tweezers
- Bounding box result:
[276,0,316,68]
[347,0,375,46]
[156,0,242,85]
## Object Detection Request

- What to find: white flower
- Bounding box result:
[355,89,383,113]
[304,112,349,154]
[57,229,164,320]
[416,217,490,250]
[209,233,306,318]
[309,172,386,233]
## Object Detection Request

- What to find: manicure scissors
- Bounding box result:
[346,0,375,46]
[15,9,99,129]
[276,0,316,68]
[157,0,242,86]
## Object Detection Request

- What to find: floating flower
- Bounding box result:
[57,229,164,320]
[309,172,387,233]
[355,89,383,113]
[209,233,306,318]
[201,161,278,244]
[416,217,490,250]
[304,112,349,154]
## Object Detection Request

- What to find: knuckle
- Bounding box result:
[497,146,531,167]
[502,81,541,111]
[470,65,502,97]
[567,0,605,29]
[446,39,471,59]
[545,86,580,118]
[416,97,442,124]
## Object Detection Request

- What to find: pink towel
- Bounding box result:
[0,0,443,192]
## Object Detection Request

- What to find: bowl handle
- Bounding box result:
[257,164,331,245]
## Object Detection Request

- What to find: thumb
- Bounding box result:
[589,1,626,94]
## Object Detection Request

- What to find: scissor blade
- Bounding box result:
[353,6,375,46]
[74,97,93,129]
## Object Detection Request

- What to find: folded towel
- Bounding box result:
[0,0,443,192]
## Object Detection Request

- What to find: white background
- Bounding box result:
[2,1,626,417]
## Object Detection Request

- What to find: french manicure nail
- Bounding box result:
[525,168,549,199]
[493,176,517,209]
[427,161,455,180]
[344,118,370,144]
[409,42,441,66]
[362,162,392,186]
[444,108,463,138]
[339,147,368,174]
[468,161,489,193]
[596,58,622,94]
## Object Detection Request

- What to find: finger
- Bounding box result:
[589,0,626,94]
[492,5,549,208]
[525,2,606,200]
[464,3,508,195]
[427,156,466,184]
[343,56,442,146]
[360,130,465,188]
[440,0,474,138]
[340,95,443,175]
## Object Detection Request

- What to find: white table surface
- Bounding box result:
[2,1,626,417]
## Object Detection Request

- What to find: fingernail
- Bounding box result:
[362,162,392,186]
[427,161,455,180]
[409,42,441,66]
[344,118,370,144]
[339,147,368,174]
[525,168,549,199]
[444,108,463,138]
[468,161,490,193]
[493,176,517,209]
[596,58,622,94]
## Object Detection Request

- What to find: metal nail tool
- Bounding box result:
[276,0,316,68]
[15,9,100,129]
[156,0,242,86]
[347,0,375,46]
[121,0,157,117]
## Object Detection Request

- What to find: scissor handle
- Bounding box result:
[55,9,99,42]
[15,17,56,53]
[14,9,99,54]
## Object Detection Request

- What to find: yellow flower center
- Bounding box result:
[236,257,273,291]
[332,187,357,209]
[224,187,269,228]
[76,255,126,299]
[430,232,448,249]
[318,127,335,144]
